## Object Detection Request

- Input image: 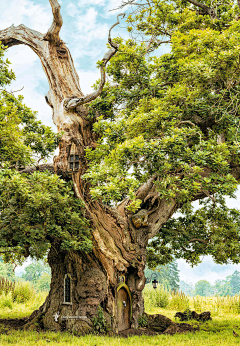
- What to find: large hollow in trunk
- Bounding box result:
[24,232,146,333]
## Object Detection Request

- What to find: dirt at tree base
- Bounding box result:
[119,323,197,337]
[0,318,28,334]
[0,316,198,337]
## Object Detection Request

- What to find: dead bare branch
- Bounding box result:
[43,0,63,44]
[188,238,208,244]
[64,14,126,111]
[0,25,44,53]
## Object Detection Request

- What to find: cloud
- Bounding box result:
[178,256,240,284]
[66,2,78,17]
[78,0,106,5]
[0,0,54,128]
[76,7,109,41]
[6,46,55,130]
[0,0,51,33]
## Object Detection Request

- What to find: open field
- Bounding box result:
[0,288,240,345]
[0,312,240,346]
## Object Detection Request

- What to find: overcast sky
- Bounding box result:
[2,0,240,284]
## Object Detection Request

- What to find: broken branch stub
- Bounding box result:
[43,0,63,44]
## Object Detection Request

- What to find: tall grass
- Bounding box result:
[0,277,15,295]
[0,277,48,318]
[143,284,170,310]
[191,295,240,315]
[143,285,240,316]
[0,293,13,309]
[168,291,190,311]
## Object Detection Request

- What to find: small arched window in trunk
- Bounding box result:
[68,143,80,171]
[64,274,71,304]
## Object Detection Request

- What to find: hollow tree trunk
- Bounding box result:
[0,5,178,333]
[23,181,177,333]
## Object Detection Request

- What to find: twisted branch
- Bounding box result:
[185,0,218,18]
[64,14,126,111]
[43,0,63,44]
[0,25,43,53]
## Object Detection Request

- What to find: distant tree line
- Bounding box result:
[2,256,240,297]
[180,271,240,297]
[0,258,51,292]
[145,259,240,297]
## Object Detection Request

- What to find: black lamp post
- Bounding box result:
[146,273,158,289]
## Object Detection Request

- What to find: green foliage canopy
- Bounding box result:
[0,44,92,264]
[84,0,240,265]
[0,170,92,262]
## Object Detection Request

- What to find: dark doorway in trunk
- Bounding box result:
[117,284,132,331]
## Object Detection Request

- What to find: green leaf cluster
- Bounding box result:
[85,14,240,208]
[147,197,240,265]
[84,0,240,264]
[0,170,92,262]
[0,44,92,263]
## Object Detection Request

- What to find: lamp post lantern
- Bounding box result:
[152,278,158,289]
[146,273,158,289]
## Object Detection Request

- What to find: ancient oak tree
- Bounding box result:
[1,0,240,333]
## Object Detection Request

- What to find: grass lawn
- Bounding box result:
[0,292,240,345]
[1,307,240,345]
[0,315,240,345]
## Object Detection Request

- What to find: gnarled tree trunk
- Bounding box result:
[0,0,179,334]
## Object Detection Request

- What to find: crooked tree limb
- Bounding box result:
[64,14,126,111]
[108,13,125,48]
[43,0,63,44]
[183,0,218,18]
[0,24,44,54]
[189,238,208,244]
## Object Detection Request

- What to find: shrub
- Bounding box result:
[138,314,148,327]
[0,292,13,309]
[143,284,169,309]
[13,281,35,303]
[155,285,169,308]
[92,306,110,334]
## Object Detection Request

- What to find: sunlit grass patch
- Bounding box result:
[0,326,240,346]
[1,286,240,345]
[0,290,47,319]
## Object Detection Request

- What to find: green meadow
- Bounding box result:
[1,284,240,345]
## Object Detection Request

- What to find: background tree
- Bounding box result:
[194,280,213,297]
[35,272,51,292]
[0,258,15,281]
[145,266,170,290]
[22,261,51,285]
[179,281,194,296]
[1,0,240,333]
[168,260,180,292]
[228,271,240,295]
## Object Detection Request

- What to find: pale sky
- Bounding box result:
[2,0,240,284]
